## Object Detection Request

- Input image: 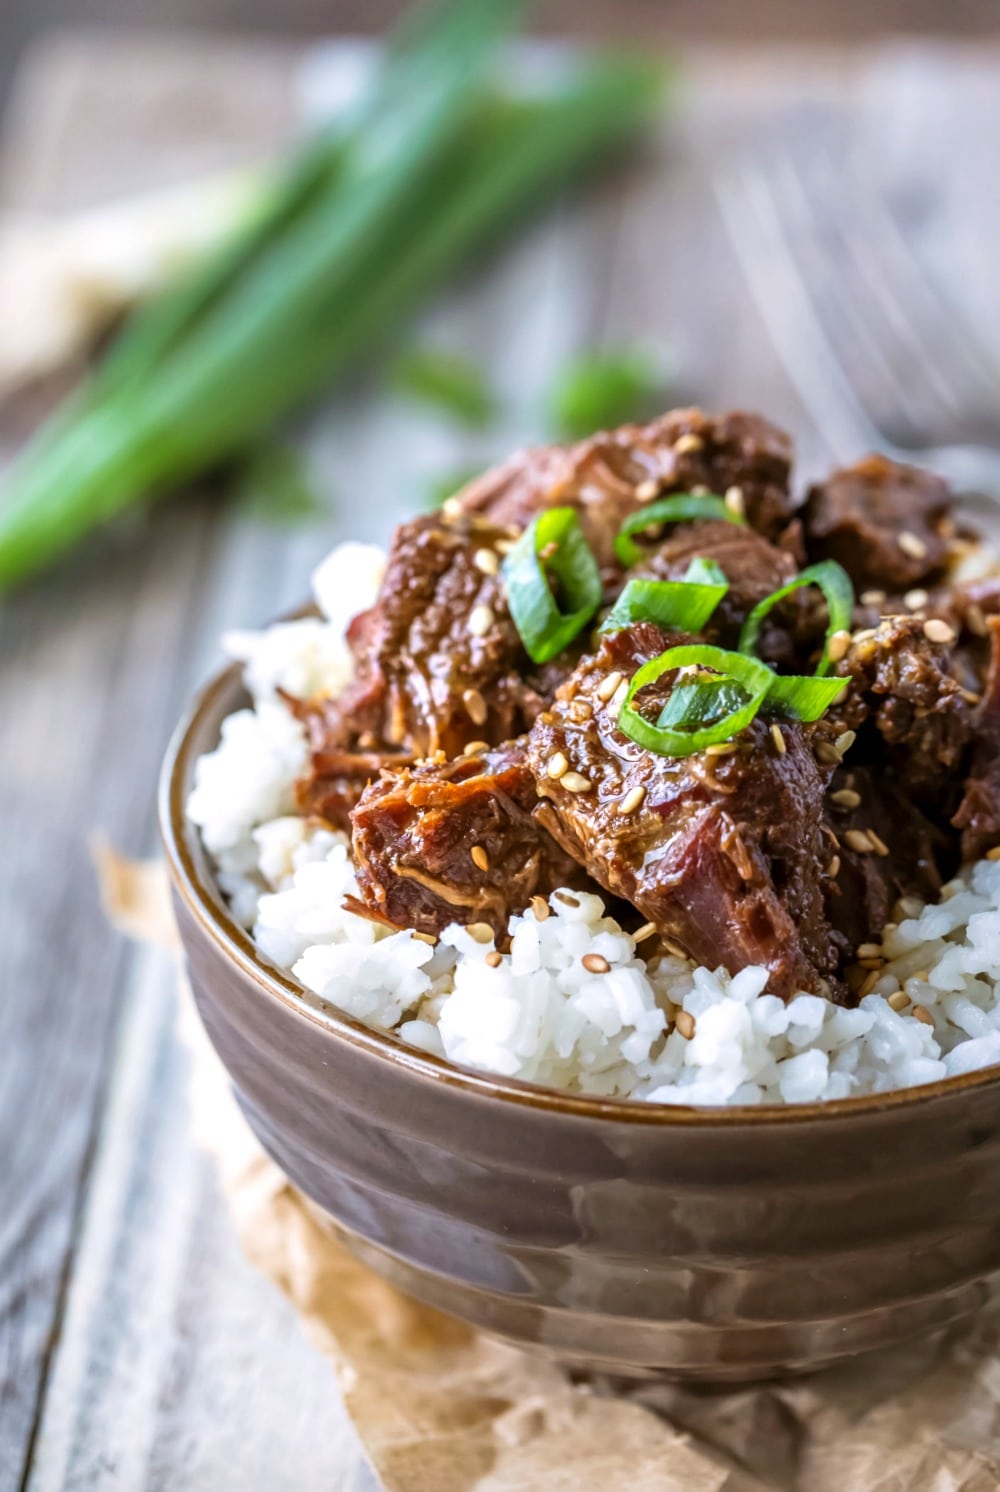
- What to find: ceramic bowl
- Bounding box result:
[160,660,1000,1382]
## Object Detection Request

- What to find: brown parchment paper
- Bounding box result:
[102,848,1000,1492]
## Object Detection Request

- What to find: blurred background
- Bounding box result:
[4,2,1000,1490]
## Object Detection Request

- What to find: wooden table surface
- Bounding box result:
[3,30,1000,1492]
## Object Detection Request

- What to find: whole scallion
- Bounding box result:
[0,0,665,591]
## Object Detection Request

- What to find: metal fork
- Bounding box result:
[715,140,1000,499]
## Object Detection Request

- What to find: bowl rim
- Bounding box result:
[160,652,1000,1128]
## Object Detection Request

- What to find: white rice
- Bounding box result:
[187,543,1000,1106]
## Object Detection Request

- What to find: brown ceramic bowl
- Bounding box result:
[161,659,1000,1383]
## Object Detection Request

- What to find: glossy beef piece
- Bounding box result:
[629,518,801,660]
[287,713,411,831]
[351,742,584,940]
[523,622,841,999]
[803,455,953,593]
[836,616,977,808]
[315,513,556,764]
[954,618,1000,859]
[455,407,797,566]
[824,766,948,957]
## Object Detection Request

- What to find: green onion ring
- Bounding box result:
[599,557,728,636]
[503,506,602,664]
[762,673,848,722]
[618,644,774,756]
[614,493,744,567]
[739,560,854,677]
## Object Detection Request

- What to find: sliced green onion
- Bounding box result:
[739,560,854,677]
[763,674,848,722]
[503,506,602,663]
[548,345,667,440]
[614,493,744,567]
[599,557,728,636]
[618,644,774,757]
[391,346,496,426]
[657,676,750,730]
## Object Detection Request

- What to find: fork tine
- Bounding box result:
[763,143,938,443]
[780,136,1000,428]
[713,161,883,462]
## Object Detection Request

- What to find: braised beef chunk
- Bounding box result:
[351,743,582,939]
[954,618,1000,860]
[523,622,841,998]
[455,407,797,566]
[824,766,948,956]
[837,615,977,808]
[279,405,1000,1005]
[338,513,544,758]
[628,518,801,659]
[803,455,953,592]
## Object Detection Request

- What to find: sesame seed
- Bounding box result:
[466,922,494,944]
[816,742,843,766]
[831,788,861,809]
[898,530,928,559]
[597,670,624,702]
[462,739,489,756]
[412,931,437,946]
[462,687,488,725]
[912,1004,935,1027]
[888,990,911,1012]
[845,829,873,854]
[471,845,489,872]
[987,846,1000,861]
[633,921,657,943]
[911,969,929,982]
[703,741,738,758]
[827,629,852,663]
[923,617,955,645]
[561,772,593,794]
[967,603,988,637]
[635,478,659,501]
[770,722,787,755]
[860,589,886,607]
[858,969,881,999]
[835,730,856,756]
[724,485,746,517]
[473,546,499,575]
[617,784,646,815]
[485,950,503,968]
[609,681,629,716]
[530,895,551,921]
[867,829,890,858]
[546,752,569,780]
[857,942,882,960]
[674,1010,696,1039]
[826,855,841,878]
[468,604,494,637]
[904,588,929,611]
[442,496,464,521]
[554,891,580,908]
[582,953,611,974]
[674,432,704,455]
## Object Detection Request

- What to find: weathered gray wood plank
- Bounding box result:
[5,33,1000,1492]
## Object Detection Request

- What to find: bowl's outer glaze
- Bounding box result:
[163,663,1000,1381]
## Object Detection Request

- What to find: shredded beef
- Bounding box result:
[351,742,583,939]
[804,455,953,592]
[457,407,797,564]
[954,618,1000,860]
[522,622,841,998]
